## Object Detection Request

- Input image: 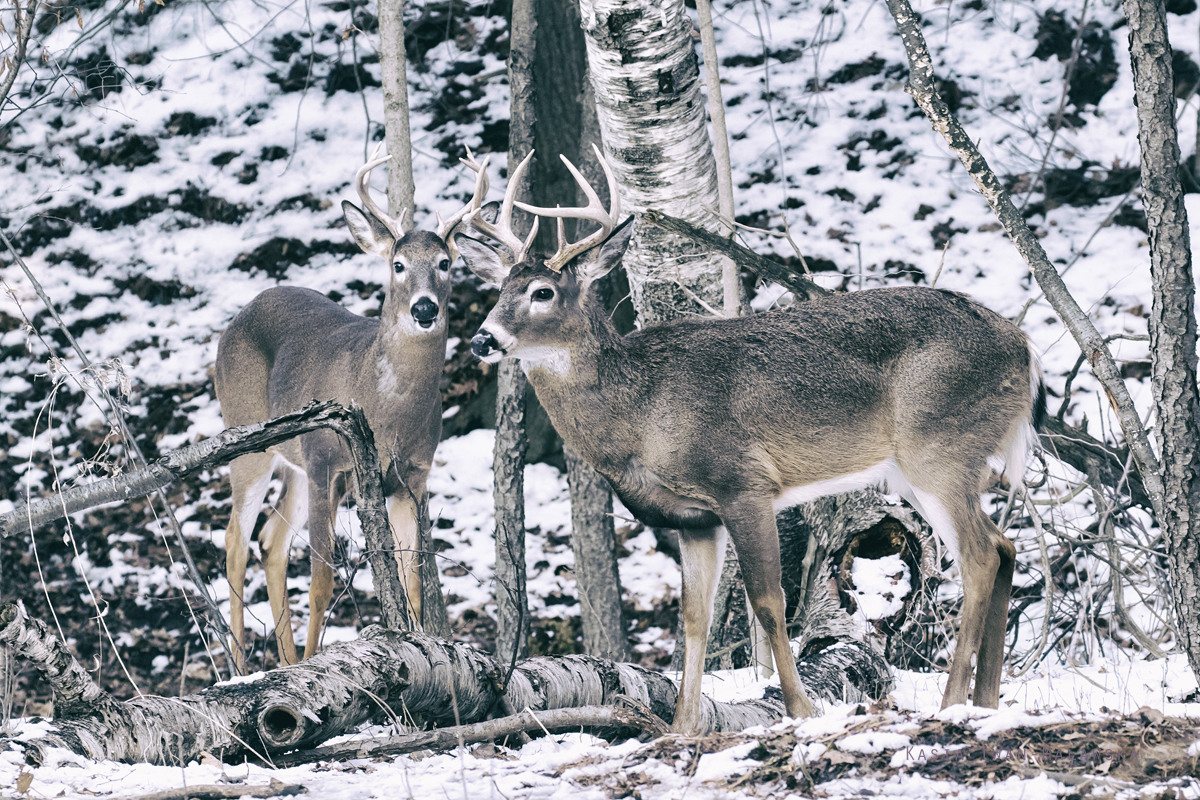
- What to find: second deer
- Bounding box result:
[457,148,1045,734]
[214,148,487,672]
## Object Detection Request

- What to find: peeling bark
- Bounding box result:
[579,0,726,324]
[0,601,889,765]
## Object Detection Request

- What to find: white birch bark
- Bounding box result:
[579,0,726,324]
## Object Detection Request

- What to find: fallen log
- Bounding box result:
[0,600,888,765]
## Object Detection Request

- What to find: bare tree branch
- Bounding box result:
[0,0,37,119]
[882,0,1166,522]
[642,210,829,301]
[0,400,416,637]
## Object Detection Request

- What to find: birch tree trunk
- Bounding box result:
[579,0,726,325]
[1122,0,1200,678]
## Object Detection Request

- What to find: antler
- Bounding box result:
[514,144,620,271]
[464,149,539,264]
[436,148,492,262]
[354,142,408,237]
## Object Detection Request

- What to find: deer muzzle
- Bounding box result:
[410,295,440,328]
[471,330,504,361]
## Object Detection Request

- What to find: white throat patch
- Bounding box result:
[518,346,571,377]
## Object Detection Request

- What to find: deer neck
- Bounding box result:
[361,294,447,461]
[520,306,638,475]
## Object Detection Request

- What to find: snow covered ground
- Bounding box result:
[3,0,1200,795]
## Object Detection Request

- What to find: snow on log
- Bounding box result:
[1,600,890,765]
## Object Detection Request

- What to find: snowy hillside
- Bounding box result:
[2,0,1199,795]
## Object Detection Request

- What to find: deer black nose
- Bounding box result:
[411,296,439,326]
[471,331,499,358]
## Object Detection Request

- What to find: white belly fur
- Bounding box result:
[772,458,962,565]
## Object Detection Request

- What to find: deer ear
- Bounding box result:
[343,200,395,258]
[575,215,634,288]
[455,233,511,285]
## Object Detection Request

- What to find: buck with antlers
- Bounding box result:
[214,147,490,672]
[457,146,1045,735]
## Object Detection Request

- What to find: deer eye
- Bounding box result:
[532,287,554,302]
[438,258,450,272]
[393,261,405,273]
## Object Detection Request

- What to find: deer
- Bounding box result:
[455,147,1046,735]
[214,146,492,673]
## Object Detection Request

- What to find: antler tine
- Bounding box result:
[436,150,493,261]
[354,143,407,237]
[515,145,621,270]
[466,149,538,262]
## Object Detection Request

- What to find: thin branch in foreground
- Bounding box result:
[881,0,1166,522]
[120,779,307,800]
[642,210,829,301]
[270,704,669,768]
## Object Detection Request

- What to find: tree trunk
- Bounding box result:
[0,601,890,764]
[565,448,630,660]
[380,0,449,636]
[378,0,415,218]
[693,0,740,317]
[492,0,538,670]
[525,0,632,661]
[579,0,726,325]
[1122,0,1200,679]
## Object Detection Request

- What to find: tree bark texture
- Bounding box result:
[378,0,415,218]
[272,704,666,767]
[491,0,538,671]
[579,0,726,325]
[529,0,589,252]
[693,0,741,317]
[882,0,1167,523]
[1122,0,1200,676]
[0,601,889,764]
[0,401,416,638]
[565,447,631,660]
[493,359,530,669]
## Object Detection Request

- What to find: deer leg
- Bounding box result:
[225,454,275,674]
[937,501,1002,709]
[972,524,1016,707]
[259,470,308,666]
[302,475,337,661]
[672,525,727,735]
[723,499,814,721]
[386,489,424,629]
[224,519,249,675]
